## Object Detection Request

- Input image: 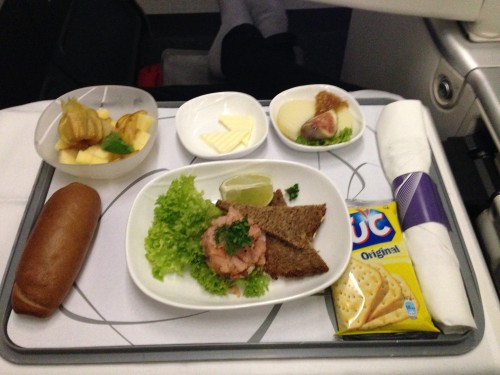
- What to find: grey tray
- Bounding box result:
[0,98,484,365]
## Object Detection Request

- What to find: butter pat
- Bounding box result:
[200,114,255,153]
[201,129,250,153]
[218,115,254,144]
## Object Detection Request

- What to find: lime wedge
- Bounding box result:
[219,174,273,207]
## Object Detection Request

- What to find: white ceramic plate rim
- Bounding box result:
[269,84,366,152]
[175,92,268,160]
[126,159,352,310]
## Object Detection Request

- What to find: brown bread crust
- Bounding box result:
[215,200,326,250]
[217,191,329,279]
[11,182,101,318]
[264,236,329,279]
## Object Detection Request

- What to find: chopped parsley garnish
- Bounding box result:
[215,218,253,255]
[101,132,134,154]
[285,183,300,201]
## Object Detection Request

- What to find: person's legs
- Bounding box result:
[208,0,252,78]
[210,0,341,96]
[244,0,288,37]
[221,24,329,93]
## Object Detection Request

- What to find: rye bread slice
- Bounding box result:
[215,200,326,250]
[264,235,329,279]
[268,188,287,207]
[217,190,329,279]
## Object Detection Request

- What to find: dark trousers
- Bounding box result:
[220,24,342,98]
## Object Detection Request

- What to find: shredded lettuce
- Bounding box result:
[237,268,270,298]
[144,174,270,297]
[296,127,352,146]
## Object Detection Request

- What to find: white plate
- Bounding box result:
[269,84,365,152]
[126,160,352,310]
[175,92,268,160]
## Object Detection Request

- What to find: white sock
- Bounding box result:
[208,0,252,77]
[245,0,288,37]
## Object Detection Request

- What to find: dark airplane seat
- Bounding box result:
[0,0,71,108]
[40,0,148,100]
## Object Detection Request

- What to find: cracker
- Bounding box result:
[332,258,383,330]
[392,273,419,311]
[361,303,410,330]
[360,273,419,330]
[368,263,404,320]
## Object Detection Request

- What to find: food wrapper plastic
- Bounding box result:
[332,201,439,336]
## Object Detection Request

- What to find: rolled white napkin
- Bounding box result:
[376,100,476,334]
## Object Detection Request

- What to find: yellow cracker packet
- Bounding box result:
[332,201,439,335]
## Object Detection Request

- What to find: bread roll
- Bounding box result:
[11,182,101,318]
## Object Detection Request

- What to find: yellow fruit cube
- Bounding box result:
[96,108,111,120]
[136,113,154,132]
[55,138,71,151]
[75,149,94,164]
[84,145,99,155]
[87,145,113,161]
[58,149,78,164]
[90,155,109,164]
[133,130,150,151]
[75,148,108,164]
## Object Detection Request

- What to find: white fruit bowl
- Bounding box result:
[269,84,365,152]
[35,85,158,179]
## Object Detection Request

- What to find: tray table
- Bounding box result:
[0,97,484,365]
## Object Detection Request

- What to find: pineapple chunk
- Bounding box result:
[58,149,78,164]
[75,146,111,164]
[133,130,150,151]
[88,145,114,161]
[136,113,154,132]
[96,108,111,120]
[89,155,109,164]
[75,149,95,164]
[55,138,71,151]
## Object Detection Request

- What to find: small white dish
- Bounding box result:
[175,92,268,160]
[35,85,158,179]
[126,159,352,310]
[269,84,365,152]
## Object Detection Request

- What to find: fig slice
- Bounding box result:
[300,109,337,140]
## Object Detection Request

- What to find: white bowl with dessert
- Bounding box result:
[269,84,365,152]
[35,85,158,179]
